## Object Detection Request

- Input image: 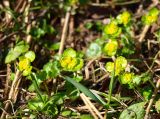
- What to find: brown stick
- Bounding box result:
[58,11,70,55]
[80,93,99,119]
[1,70,21,119]
[144,79,160,119]
[138,25,150,43]
[80,93,104,119]
[3,64,11,99]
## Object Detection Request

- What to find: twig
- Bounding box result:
[1,70,21,119]
[68,15,74,44]
[89,0,140,7]
[96,74,109,83]
[58,11,70,55]
[0,32,18,43]
[80,93,99,119]
[138,25,150,43]
[80,93,104,119]
[3,0,12,23]
[24,0,33,44]
[148,0,159,9]
[144,79,160,119]
[85,58,97,80]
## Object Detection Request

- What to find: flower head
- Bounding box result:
[117,11,131,25]
[142,7,159,25]
[104,21,121,37]
[105,56,127,76]
[18,58,30,71]
[60,48,84,71]
[120,72,134,84]
[103,40,118,56]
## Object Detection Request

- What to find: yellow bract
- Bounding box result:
[120,72,133,84]
[104,40,118,56]
[105,22,119,35]
[105,56,127,76]
[18,58,30,71]
[142,7,159,25]
[69,0,78,5]
[120,11,131,25]
[60,56,77,70]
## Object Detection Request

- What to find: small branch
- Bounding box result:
[3,64,11,99]
[80,93,104,119]
[144,79,160,119]
[80,93,99,119]
[3,0,12,23]
[138,25,150,43]
[1,70,21,119]
[85,58,97,80]
[58,11,70,55]
[89,0,140,7]
[0,32,18,43]
[24,0,33,44]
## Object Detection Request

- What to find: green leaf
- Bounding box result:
[5,41,29,63]
[84,22,93,29]
[28,94,48,111]
[62,76,107,107]
[155,99,160,113]
[119,102,146,119]
[80,114,93,119]
[141,86,152,101]
[62,48,77,58]
[49,42,60,50]
[25,51,36,62]
[86,42,102,58]
[5,49,20,64]
[43,61,60,78]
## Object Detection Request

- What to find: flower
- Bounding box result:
[69,0,78,5]
[120,72,134,84]
[142,7,159,25]
[103,40,118,56]
[60,56,77,69]
[18,58,30,71]
[115,56,127,70]
[60,56,83,71]
[117,11,131,25]
[60,48,84,71]
[104,21,121,37]
[23,66,32,76]
[105,56,127,76]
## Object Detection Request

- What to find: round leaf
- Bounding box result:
[25,51,36,62]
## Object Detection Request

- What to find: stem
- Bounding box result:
[58,11,70,55]
[138,25,150,43]
[31,74,45,103]
[144,79,160,119]
[107,63,115,106]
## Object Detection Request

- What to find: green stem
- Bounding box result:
[107,63,115,106]
[31,73,45,103]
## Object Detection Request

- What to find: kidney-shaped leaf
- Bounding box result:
[5,41,29,63]
[119,102,146,119]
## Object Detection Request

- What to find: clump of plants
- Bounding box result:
[1,1,160,119]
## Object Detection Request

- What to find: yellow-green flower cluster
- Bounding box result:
[60,48,84,71]
[117,11,131,25]
[142,7,159,25]
[18,51,35,76]
[120,72,134,84]
[104,21,121,38]
[103,40,118,56]
[68,0,78,5]
[105,56,127,76]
